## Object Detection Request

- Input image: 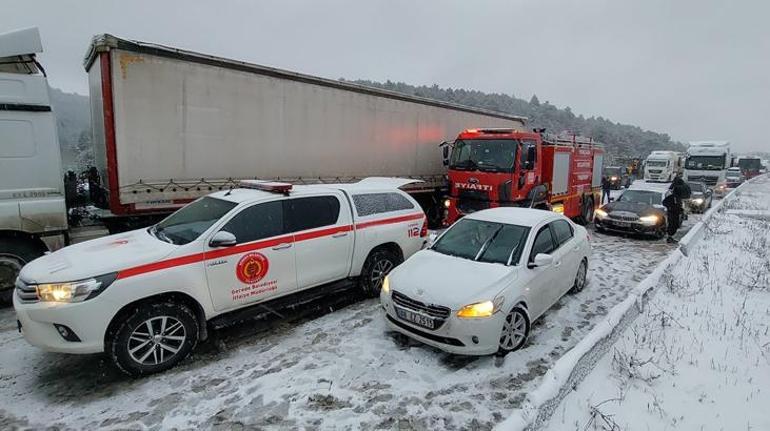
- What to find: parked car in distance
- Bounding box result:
[686,181,713,213]
[14,178,427,376]
[380,208,590,356]
[725,167,745,188]
[604,166,631,189]
[594,183,672,239]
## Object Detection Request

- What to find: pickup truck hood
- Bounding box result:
[19,228,179,284]
[388,249,514,309]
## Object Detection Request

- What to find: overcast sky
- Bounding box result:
[3,0,768,152]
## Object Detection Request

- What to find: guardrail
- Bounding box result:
[496,175,763,430]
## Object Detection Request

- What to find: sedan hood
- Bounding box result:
[603,200,664,217]
[19,228,179,283]
[388,249,514,309]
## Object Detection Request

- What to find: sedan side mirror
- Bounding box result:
[528,253,554,268]
[209,231,237,248]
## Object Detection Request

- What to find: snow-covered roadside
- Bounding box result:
[541,176,770,430]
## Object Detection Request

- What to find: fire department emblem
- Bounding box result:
[236,252,270,284]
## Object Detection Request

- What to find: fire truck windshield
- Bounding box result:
[449,139,518,173]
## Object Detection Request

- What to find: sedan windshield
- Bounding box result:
[449,139,517,173]
[151,197,237,245]
[618,190,662,205]
[431,218,530,265]
[687,182,705,192]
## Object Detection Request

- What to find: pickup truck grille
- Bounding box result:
[15,278,39,303]
[392,291,451,320]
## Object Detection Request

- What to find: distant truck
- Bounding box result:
[443,128,604,225]
[1,30,526,302]
[603,166,630,189]
[643,150,681,182]
[733,156,763,179]
[684,141,731,196]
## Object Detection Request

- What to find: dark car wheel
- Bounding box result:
[360,248,400,297]
[109,302,199,377]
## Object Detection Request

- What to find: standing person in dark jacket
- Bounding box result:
[663,176,691,243]
[601,176,611,204]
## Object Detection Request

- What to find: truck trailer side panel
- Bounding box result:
[85,35,525,215]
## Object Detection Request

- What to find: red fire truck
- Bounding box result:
[442,128,604,225]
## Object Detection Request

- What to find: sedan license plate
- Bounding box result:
[395,307,435,329]
[612,220,631,227]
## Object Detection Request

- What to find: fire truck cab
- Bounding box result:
[443,128,604,226]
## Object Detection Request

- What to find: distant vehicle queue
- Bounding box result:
[5,28,757,376]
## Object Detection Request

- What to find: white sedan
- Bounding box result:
[380,207,590,355]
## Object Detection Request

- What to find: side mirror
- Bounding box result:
[529,253,554,268]
[209,231,237,248]
[425,232,438,249]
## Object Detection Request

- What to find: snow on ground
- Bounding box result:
[543,176,770,431]
[0,192,701,430]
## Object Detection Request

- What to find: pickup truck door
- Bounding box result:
[285,194,353,291]
[205,200,297,312]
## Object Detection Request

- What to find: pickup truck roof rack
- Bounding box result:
[238,180,293,195]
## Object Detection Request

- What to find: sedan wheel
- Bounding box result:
[570,259,588,293]
[498,307,530,355]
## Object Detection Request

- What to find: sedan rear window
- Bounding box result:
[432,219,530,265]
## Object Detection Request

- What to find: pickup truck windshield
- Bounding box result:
[151,197,237,245]
[449,139,517,173]
[686,156,725,170]
[431,218,530,265]
[618,190,662,206]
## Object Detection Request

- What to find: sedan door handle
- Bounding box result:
[332,232,348,238]
[272,243,292,250]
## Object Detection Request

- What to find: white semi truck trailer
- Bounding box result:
[0,31,526,302]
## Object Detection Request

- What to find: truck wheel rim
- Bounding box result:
[500,311,527,350]
[128,316,186,366]
[0,255,24,291]
[370,259,394,289]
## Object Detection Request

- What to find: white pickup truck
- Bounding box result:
[14,179,427,375]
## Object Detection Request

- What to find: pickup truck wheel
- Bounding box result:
[360,249,399,297]
[497,306,530,355]
[0,239,45,305]
[109,302,198,377]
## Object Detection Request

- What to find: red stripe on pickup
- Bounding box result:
[116,212,425,280]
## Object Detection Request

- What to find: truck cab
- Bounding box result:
[644,151,680,182]
[0,28,68,302]
[443,129,603,225]
[684,141,731,196]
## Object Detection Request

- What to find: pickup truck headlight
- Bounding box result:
[595,208,608,219]
[36,273,117,303]
[639,215,660,226]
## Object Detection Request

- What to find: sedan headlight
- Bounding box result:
[382,275,391,294]
[457,297,504,319]
[639,215,660,226]
[595,208,608,219]
[36,273,117,303]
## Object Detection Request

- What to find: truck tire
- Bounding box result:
[575,197,594,225]
[360,248,400,297]
[108,302,199,377]
[0,239,45,305]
